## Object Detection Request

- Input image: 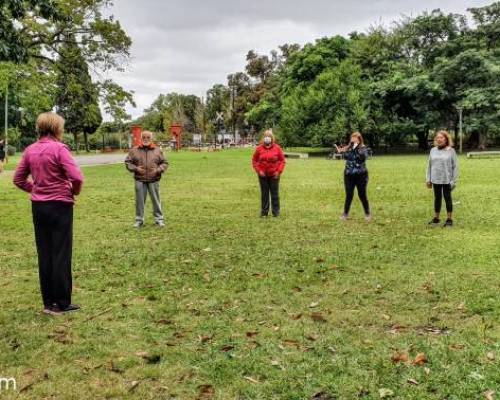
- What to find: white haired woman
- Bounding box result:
[252,130,286,217]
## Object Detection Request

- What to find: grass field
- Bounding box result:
[0,149,498,399]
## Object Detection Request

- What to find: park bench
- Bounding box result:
[285,152,309,159]
[467,151,500,159]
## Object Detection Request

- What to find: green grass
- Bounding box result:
[0,149,498,399]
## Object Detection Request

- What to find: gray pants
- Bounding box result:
[135,181,164,224]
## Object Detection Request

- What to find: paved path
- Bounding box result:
[0,153,126,179]
[74,153,126,166]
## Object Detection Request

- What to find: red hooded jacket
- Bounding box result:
[252,143,286,177]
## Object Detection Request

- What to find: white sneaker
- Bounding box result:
[340,213,349,221]
[134,221,144,229]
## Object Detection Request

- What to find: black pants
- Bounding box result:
[344,172,370,215]
[258,176,280,216]
[32,201,74,308]
[433,184,453,213]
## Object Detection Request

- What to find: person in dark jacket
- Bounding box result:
[125,131,168,228]
[252,130,286,217]
[0,139,5,173]
[336,132,372,222]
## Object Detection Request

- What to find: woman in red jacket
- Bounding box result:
[252,130,286,217]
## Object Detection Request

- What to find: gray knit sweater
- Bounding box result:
[426,147,459,186]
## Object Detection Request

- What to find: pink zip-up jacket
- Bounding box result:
[13,137,84,204]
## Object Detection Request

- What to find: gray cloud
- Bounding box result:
[104,0,492,118]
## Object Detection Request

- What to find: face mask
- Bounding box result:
[263,137,272,145]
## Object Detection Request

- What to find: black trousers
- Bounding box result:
[32,201,74,308]
[344,172,370,215]
[258,176,280,216]
[433,184,453,213]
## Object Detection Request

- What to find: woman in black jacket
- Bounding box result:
[336,132,371,222]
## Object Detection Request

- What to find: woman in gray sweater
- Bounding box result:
[426,131,459,228]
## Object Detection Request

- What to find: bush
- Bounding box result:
[7,145,16,156]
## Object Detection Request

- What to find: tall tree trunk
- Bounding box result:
[84,132,89,152]
[478,130,487,150]
[73,132,79,154]
[417,131,429,150]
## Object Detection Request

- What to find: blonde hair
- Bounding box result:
[351,132,365,146]
[36,112,65,138]
[260,129,275,145]
[434,130,453,147]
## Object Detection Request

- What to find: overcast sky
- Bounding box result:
[105,0,492,118]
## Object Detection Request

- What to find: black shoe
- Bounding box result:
[428,218,440,226]
[61,304,80,313]
[260,213,268,218]
[443,219,453,228]
[272,213,280,218]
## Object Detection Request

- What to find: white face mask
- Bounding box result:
[263,137,272,145]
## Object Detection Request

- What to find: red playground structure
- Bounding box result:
[130,125,143,148]
[170,123,182,151]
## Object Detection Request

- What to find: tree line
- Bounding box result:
[137,2,500,150]
[1,1,499,151]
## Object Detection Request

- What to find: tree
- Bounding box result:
[0,0,61,62]
[55,36,102,152]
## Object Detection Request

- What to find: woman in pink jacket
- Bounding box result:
[13,112,84,315]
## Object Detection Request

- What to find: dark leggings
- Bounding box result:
[344,173,370,215]
[32,201,74,308]
[258,176,280,216]
[433,184,453,213]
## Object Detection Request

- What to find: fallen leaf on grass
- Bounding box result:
[486,352,495,361]
[156,319,173,325]
[129,380,141,392]
[311,391,337,399]
[197,384,215,399]
[247,340,261,349]
[484,390,495,400]
[306,334,320,342]
[391,352,409,363]
[407,378,419,385]
[283,339,301,349]
[413,353,428,366]
[311,312,327,323]
[378,388,394,398]
[387,324,408,335]
[199,335,213,344]
[220,345,235,352]
[243,376,260,384]
[457,302,466,310]
[108,361,124,374]
[19,373,49,393]
[315,257,325,263]
[246,331,259,338]
[135,352,161,364]
[309,302,320,308]
[381,314,391,321]
[449,343,465,351]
